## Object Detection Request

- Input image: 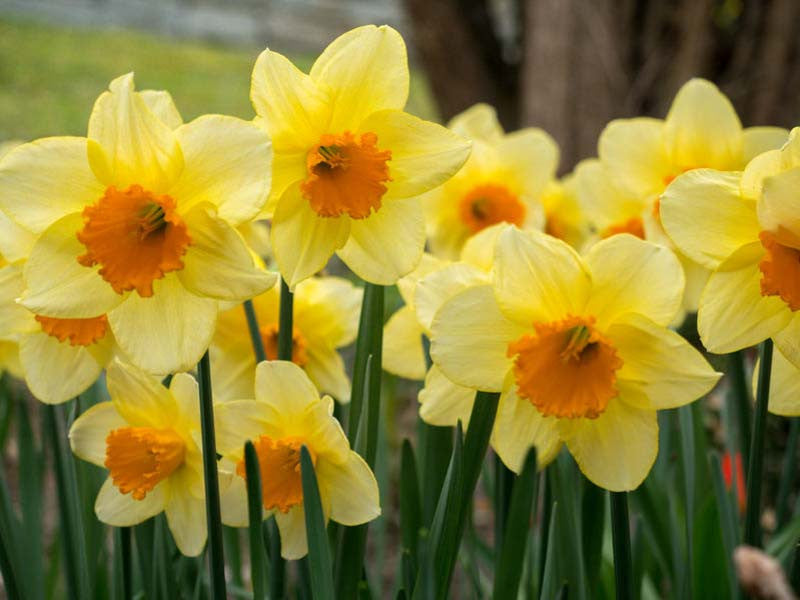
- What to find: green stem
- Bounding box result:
[494,454,513,560]
[744,339,773,547]
[776,418,800,528]
[244,442,267,600]
[277,279,294,362]
[243,299,267,362]
[197,351,226,599]
[610,491,633,600]
[728,350,753,469]
[120,527,132,600]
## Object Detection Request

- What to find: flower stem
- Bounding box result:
[277,278,294,362]
[244,441,267,600]
[744,339,773,546]
[243,299,267,362]
[728,350,753,469]
[196,351,226,599]
[610,491,633,600]
[120,527,132,599]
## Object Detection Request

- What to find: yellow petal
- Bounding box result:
[759,346,800,416]
[493,227,591,325]
[494,128,559,200]
[574,159,645,231]
[742,127,788,163]
[418,365,475,427]
[20,331,110,404]
[598,118,670,198]
[271,183,350,289]
[219,468,250,527]
[69,401,127,466]
[108,275,217,374]
[0,137,103,232]
[88,74,184,192]
[562,399,658,491]
[106,359,178,428]
[318,452,380,526]
[447,103,504,144]
[396,253,447,307]
[780,127,800,169]
[585,235,683,328]
[382,305,426,381]
[460,222,505,272]
[213,400,281,458]
[250,50,329,151]
[0,341,22,380]
[169,373,201,429]
[164,470,207,556]
[170,115,272,225]
[663,78,742,170]
[430,285,523,392]
[310,25,408,133]
[491,384,562,473]
[294,276,362,348]
[358,109,471,199]
[275,506,309,560]
[414,262,488,333]
[0,264,35,337]
[178,204,277,301]
[20,213,124,318]
[95,476,165,526]
[259,147,308,219]
[660,169,757,269]
[337,196,425,285]
[139,90,183,130]
[608,313,720,410]
[741,149,782,200]
[0,211,35,263]
[304,344,351,402]
[254,360,318,410]
[698,242,790,354]
[758,167,800,242]
[773,313,800,370]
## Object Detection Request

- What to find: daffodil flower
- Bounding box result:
[430,226,720,490]
[69,360,206,556]
[423,103,558,260]
[576,79,787,313]
[251,25,471,287]
[661,127,800,367]
[215,361,380,559]
[755,347,800,416]
[0,74,277,374]
[538,174,589,249]
[211,276,362,402]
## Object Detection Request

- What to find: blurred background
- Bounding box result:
[2,0,800,172]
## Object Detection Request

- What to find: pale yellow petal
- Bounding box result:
[318,452,380,526]
[563,399,658,491]
[598,118,670,198]
[493,226,591,325]
[106,359,179,428]
[271,183,350,289]
[87,73,183,192]
[139,90,183,130]
[0,211,35,263]
[491,384,562,473]
[447,103,504,144]
[250,50,329,150]
[108,275,217,375]
[585,234,683,328]
[169,373,201,430]
[177,204,277,301]
[254,360,318,411]
[697,242,790,354]
[260,148,307,219]
[418,365,475,427]
[414,262,488,333]
[0,137,103,232]
[663,78,743,170]
[574,159,645,231]
[382,305,426,381]
[304,344,351,402]
[608,314,721,410]
[213,400,282,458]
[758,166,800,243]
[494,128,559,200]
[773,313,800,370]
[310,25,408,132]
[337,196,425,285]
[0,264,35,337]
[275,506,309,560]
[219,469,251,527]
[460,222,505,272]
[396,253,447,307]
[294,276,362,348]
[660,169,757,269]
[165,471,207,556]
[760,346,800,416]
[741,149,782,201]
[95,476,165,526]
[780,127,800,169]
[68,401,127,466]
[170,115,272,225]
[429,285,523,392]
[358,109,471,199]
[20,213,124,318]
[742,127,788,163]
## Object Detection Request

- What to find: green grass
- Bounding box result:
[0,17,436,141]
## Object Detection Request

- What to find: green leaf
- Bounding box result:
[16,396,44,599]
[399,439,422,570]
[709,452,740,600]
[0,459,21,600]
[582,478,606,593]
[539,501,561,600]
[610,491,633,600]
[678,404,696,597]
[492,448,538,599]
[300,445,334,600]
[244,441,267,599]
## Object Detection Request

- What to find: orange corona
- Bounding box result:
[35,314,109,346]
[759,231,800,311]
[458,183,526,233]
[601,216,645,240]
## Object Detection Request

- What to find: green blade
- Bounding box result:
[300,446,334,600]
[244,441,267,599]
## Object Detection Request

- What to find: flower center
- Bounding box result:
[105,426,186,500]
[236,435,316,513]
[507,316,623,419]
[260,324,309,366]
[77,185,192,297]
[35,314,108,346]
[545,213,566,240]
[758,231,800,311]
[459,184,526,233]
[601,216,645,240]
[301,131,392,219]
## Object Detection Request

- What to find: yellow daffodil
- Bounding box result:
[539,174,589,249]
[661,127,800,366]
[756,347,800,416]
[430,227,720,490]
[69,360,206,555]
[424,103,558,260]
[0,74,277,375]
[577,79,787,313]
[251,25,471,287]
[211,276,361,402]
[215,361,380,559]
